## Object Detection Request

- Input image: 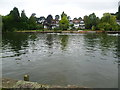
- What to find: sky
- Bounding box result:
[0,0,119,19]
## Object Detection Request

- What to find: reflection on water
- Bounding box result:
[2,32,119,88]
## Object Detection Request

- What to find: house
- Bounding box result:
[79,20,85,29]
[116,20,120,25]
[51,19,59,29]
[73,19,80,29]
[69,20,73,30]
[43,20,48,29]
[43,19,59,29]
[72,19,85,29]
[37,16,45,24]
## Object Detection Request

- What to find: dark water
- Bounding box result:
[2,32,119,88]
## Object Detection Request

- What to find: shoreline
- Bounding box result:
[15,30,120,34]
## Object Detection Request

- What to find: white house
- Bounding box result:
[72,19,85,29]
[79,20,85,29]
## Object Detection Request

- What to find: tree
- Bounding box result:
[101,13,116,25]
[0,15,2,32]
[118,5,120,12]
[55,15,60,20]
[28,13,37,30]
[78,17,82,20]
[98,13,118,31]
[84,15,91,29]
[21,10,28,22]
[117,12,120,20]
[67,16,71,20]
[46,15,53,30]
[20,10,28,30]
[89,13,100,29]
[61,11,67,18]
[2,7,21,32]
[84,13,100,29]
[98,22,111,31]
[10,7,20,22]
[59,14,69,30]
[73,17,77,20]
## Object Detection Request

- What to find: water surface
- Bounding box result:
[2,32,119,88]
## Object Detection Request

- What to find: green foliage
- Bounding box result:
[2,7,38,32]
[84,15,90,29]
[98,22,111,31]
[98,13,119,31]
[46,15,53,30]
[36,24,44,29]
[2,7,120,32]
[59,15,69,30]
[92,26,95,30]
[2,7,21,32]
[101,13,117,25]
[116,12,120,20]
[84,13,100,29]
[28,14,37,30]
[20,10,29,30]
[61,11,67,18]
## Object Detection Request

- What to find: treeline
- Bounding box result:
[2,7,40,32]
[1,7,120,32]
[84,13,120,31]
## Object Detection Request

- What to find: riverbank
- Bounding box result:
[16,30,120,34]
[1,78,87,89]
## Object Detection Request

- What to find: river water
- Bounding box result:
[2,32,119,88]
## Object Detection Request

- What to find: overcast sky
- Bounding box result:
[0,0,119,19]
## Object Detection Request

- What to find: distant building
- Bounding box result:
[37,16,45,24]
[51,19,59,29]
[116,20,120,25]
[79,20,85,29]
[73,19,80,29]
[72,19,85,29]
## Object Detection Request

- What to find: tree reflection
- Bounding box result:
[84,33,118,56]
[84,33,98,53]
[45,34,53,48]
[59,35,69,51]
[2,33,29,56]
[98,34,118,55]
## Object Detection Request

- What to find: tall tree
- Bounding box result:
[20,10,28,30]
[2,7,21,32]
[117,6,120,20]
[67,16,71,20]
[21,10,28,22]
[84,13,100,29]
[28,13,37,30]
[46,14,53,29]
[10,7,20,22]
[78,17,82,20]
[89,13,100,29]
[61,11,67,18]
[84,15,90,29]
[59,13,69,30]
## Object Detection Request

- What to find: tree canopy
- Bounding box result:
[84,13,100,29]
[98,13,119,31]
[59,12,69,30]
